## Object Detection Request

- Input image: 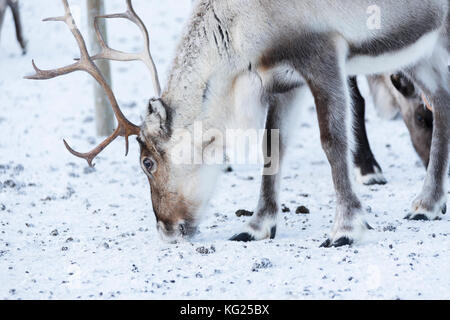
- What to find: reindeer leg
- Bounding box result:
[302,41,371,248]
[0,0,6,43]
[7,0,26,54]
[403,46,449,221]
[231,87,306,242]
[350,76,387,185]
[252,35,371,246]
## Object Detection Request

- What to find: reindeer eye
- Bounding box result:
[142,157,156,174]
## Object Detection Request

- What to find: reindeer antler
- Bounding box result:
[25,0,160,167]
[92,0,161,96]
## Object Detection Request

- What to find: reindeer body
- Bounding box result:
[139,0,448,244]
[164,0,446,100]
[158,0,447,155]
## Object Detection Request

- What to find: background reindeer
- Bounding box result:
[352,73,434,185]
[28,0,449,247]
[0,0,26,54]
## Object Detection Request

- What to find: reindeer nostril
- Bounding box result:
[179,223,186,236]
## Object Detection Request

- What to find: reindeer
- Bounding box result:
[0,0,27,54]
[27,0,449,247]
[352,73,434,185]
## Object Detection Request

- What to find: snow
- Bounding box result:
[0,0,449,300]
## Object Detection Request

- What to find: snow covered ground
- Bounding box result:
[0,0,449,300]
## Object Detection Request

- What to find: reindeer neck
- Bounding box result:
[161,0,242,131]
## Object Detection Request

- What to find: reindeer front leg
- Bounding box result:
[303,41,371,247]
[231,88,304,242]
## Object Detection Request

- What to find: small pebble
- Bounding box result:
[296,206,310,214]
[252,258,273,272]
[196,246,216,255]
[235,209,253,217]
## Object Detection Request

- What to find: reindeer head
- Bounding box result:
[136,98,213,241]
[390,73,433,167]
[26,0,206,242]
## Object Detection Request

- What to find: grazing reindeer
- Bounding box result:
[0,0,27,54]
[352,73,434,186]
[370,73,435,167]
[28,0,448,247]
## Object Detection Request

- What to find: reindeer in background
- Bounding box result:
[352,73,434,186]
[27,0,448,247]
[0,0,26,54]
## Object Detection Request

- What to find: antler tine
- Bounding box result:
[91,0,162,96]
[25,0,141,167]
[25,59,79,80]
[24,0,90,80]
[63,128,120,167]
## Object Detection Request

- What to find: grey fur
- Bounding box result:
[349,6,443,57]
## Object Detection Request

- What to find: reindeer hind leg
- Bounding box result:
[350,76,387,186]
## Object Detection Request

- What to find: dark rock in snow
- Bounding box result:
[3,180,16,188]
[296,206,310,214]
[235,209,253,217]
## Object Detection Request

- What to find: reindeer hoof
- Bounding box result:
[230,226,277,242]
[230,233,255,242]
[322,214,371,248]
[320,237,354,248]
[405,198,447,221]
[355,166,387,186]
[405,213,441,221]
[405,213,429,221]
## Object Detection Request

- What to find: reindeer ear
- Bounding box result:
[144,98,170,137]
[391,73,416,98]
